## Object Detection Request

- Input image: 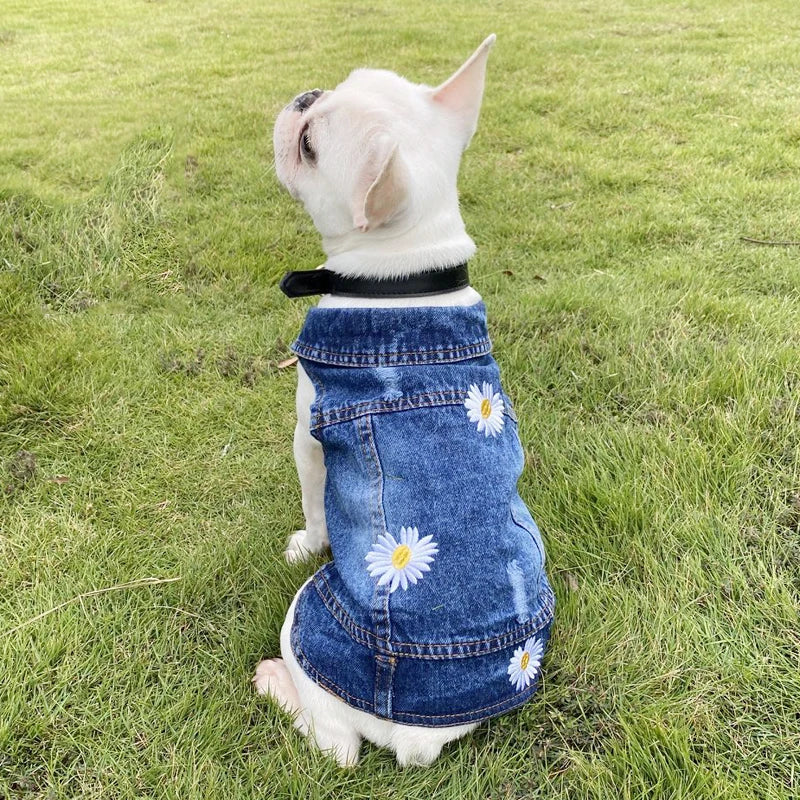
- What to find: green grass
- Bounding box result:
[2,0,799,797]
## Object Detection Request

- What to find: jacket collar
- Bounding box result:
[291,302,491,367]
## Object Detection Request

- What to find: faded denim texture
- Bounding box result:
[290,302,554,727]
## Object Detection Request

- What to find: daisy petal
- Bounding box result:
[364,526,439,594]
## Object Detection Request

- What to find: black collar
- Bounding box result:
[280,263,470,299]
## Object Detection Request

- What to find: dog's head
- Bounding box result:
[273,36,495,243]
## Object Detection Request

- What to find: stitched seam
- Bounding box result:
[363,416,388,541]
[365,414,392,644]
[356,417,390,709]
[312,572,555,658]
[293,339,490,359]
[310,392,468,430]
[315,570,554,650]
[357,415,394,710]
[293,347,492,368]
[316,568,370,641]
[319,390,466,416]
[368,415,395,713]
[293,639,374,709]
[354,417,372,474]
[294,634,546,723]
[374,653,396,718]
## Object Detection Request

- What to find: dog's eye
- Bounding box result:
[299,126,315,162]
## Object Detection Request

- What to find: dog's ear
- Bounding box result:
[431,34,495,148]
[351,133,408,232]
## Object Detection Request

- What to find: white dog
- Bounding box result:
[254,35,554,768]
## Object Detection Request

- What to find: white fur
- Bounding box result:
[272,36,495,279]
[255,35,496,767]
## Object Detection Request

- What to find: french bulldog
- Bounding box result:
[254,35,554,768]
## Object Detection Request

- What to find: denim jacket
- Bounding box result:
[289,302,554,727]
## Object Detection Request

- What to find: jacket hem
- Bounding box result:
[291,635,547,728]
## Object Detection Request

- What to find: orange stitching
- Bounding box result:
[311,391,469,430]
[293,339,490,359]
[320,390,465,416]
[317,569,554,648]
[313,571,555,658]
[293,640,372,707]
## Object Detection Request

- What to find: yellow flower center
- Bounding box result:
[480,398,492,419]
[391,544,412,570]
[520,652,530,671]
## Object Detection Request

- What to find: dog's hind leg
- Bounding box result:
[390,722,476,767]
[299,705,362,767]
[275,582,363,766]
[252,658,301,715]
[253,655,360,765]
[253,657,361,766]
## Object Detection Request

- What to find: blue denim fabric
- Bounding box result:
[290,302,554,727]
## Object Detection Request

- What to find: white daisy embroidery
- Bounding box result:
[464,382,505,437]
[507,637,544,691]
[365,526,439,593]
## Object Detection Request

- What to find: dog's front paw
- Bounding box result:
[284,528,328,564]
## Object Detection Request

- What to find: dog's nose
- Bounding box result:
[293,89,323,112]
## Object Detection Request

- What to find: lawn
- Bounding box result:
[1,0,799,798]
